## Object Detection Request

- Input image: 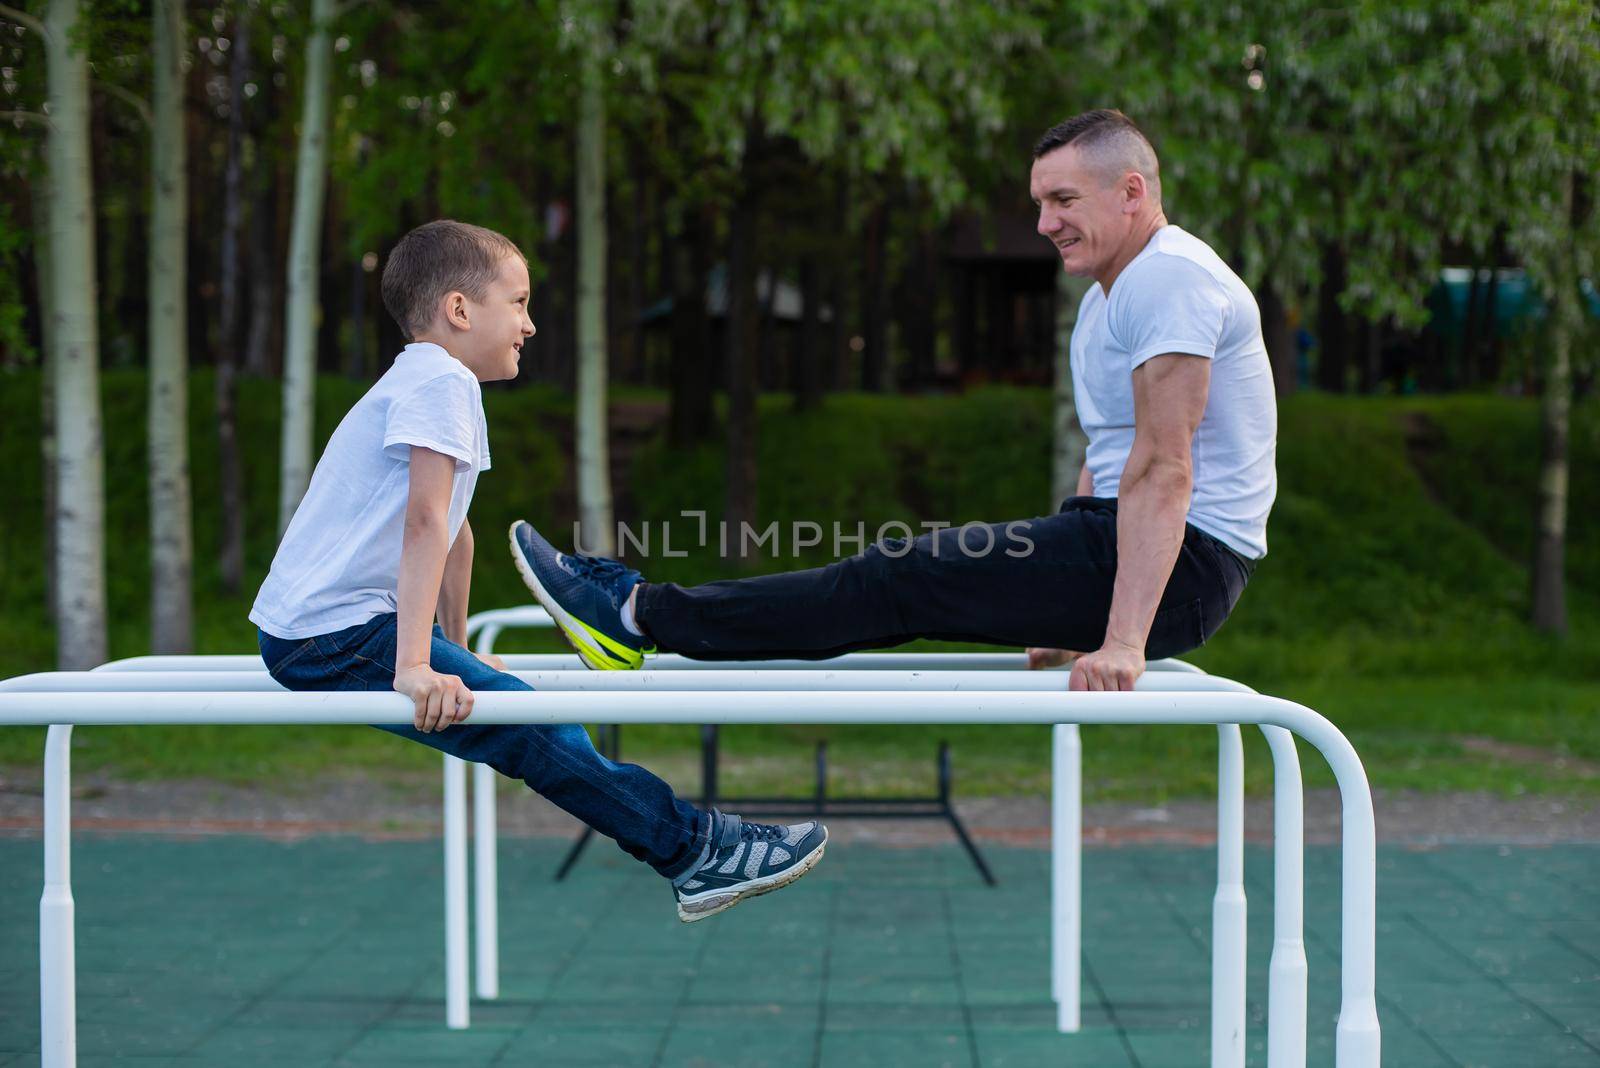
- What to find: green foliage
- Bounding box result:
[333,0,570,268]
[1045,0,1600,324]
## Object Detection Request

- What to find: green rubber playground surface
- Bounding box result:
[0,837,1596,1066]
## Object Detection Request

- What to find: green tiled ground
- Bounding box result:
[1,837,1596,1066]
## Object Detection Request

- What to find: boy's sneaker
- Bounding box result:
[508,520,653,671]
[674,813,829,922]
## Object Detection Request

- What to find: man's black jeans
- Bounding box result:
[636,497,1256,661]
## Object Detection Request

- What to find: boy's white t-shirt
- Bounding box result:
[1070,225,1278,560]
[250,342,491,639]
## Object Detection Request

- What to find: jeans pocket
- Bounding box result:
[1146,597,1206,660]
[259,632,317,677]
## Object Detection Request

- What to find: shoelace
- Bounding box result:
[740,821,787,843]
[562,553,638,586]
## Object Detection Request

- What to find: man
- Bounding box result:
[509,109,1276,691]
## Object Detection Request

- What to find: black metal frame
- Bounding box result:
[553,725,996,885]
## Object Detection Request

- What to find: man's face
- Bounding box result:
[460,256,535,382]
[1030,144,1134,282]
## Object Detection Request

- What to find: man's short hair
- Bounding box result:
[1032,109,1161,200]
[380,220,525,340]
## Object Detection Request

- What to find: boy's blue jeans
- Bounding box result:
[257,613,710,882]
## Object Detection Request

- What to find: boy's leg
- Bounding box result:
[637,499,1250,661]
[260,615,709,881]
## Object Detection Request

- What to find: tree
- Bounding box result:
[629,0,1040,541]
[571,7,614,556]
[42,0,108,668]
[1531,177,1579,635]
[1051,269,1090,509]
[214,0,253,594]
[147,0,192,651]
[278,0,336,535]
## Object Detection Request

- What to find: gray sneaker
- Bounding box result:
[673,813,828,922]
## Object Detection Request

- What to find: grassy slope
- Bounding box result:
[0,370,1595,801]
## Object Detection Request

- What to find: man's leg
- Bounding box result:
[638,499,1243,661]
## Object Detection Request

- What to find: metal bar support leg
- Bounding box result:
[41,725,77,1068]
[1051,723,1082,1034]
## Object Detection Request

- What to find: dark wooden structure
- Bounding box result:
[947,209,1061,387]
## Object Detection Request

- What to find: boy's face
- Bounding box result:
[453,255,535,382]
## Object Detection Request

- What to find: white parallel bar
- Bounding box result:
[93,655,264,671]
[466,617,524,1006]
[472,763,498,1000]
[1213,725,1247,1068]
[443,755,469,1029]
[40,726,75,1068]
[504,652,1205,672]
[8,683,1346,1063]
[1051,723,1082,1034]
[465,606,554,634]
[1263,726,1308,1068]
[1,670,1273,696]
[79,651,1207,674]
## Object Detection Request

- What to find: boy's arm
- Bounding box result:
[395,447,475,732]
[437,519,506,671]
[437,518,473,646]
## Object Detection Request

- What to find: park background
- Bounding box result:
[0,0,1597,808]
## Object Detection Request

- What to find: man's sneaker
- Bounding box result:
[509,521,653,671]
[674,813,828,922]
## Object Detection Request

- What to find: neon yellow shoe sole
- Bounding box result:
[507,522,652,671]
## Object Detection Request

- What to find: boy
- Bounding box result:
[250,220,826,921]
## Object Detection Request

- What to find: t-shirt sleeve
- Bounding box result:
[383,372,482,469]
[1110,255,1232,370]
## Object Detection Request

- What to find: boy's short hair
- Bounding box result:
[380,220,526,340]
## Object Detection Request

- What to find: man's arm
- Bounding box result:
[1025,462,1096,670]
[1070,354,1210,691]
[395,447,475,731]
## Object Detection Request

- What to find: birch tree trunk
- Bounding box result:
[45,0,108,668]
[574,61,614,556]
[148,0,193,652]
[34,181,58,625]
[215,0,250,593]
[1051,268,1089,509]
[277,0,334,535]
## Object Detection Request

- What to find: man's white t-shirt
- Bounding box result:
[250,342,492,639]
[1070,225,1277,559]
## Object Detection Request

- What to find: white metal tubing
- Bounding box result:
[462,607,558,1006]
[6,689,1370,1065]
[5,668,1258,1047]
[499,651,1205,672]
[1,672,281,692]
[40,725,76,1068]
[5,667,1223,695]
[1213,724,1248,1068]
[472,762,497,1000]
[1263,726,1308,1068]
[75,651,1204,675]
[93,654,264,671]
[470,626,503,1002]
[465,606,553,634]
[1051,723,1082,1034]
[443,756,469,1029]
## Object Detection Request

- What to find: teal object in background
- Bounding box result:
[1428,268,1600,339]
